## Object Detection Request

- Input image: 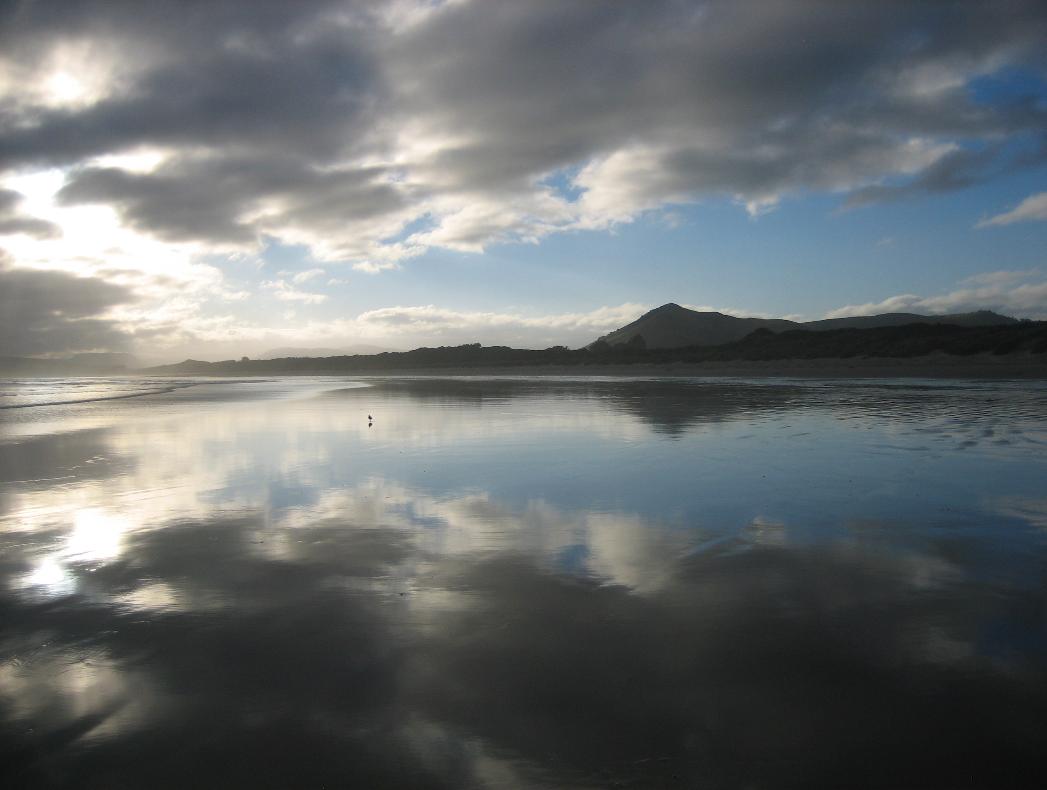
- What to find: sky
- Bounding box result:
[1,0,1046,361]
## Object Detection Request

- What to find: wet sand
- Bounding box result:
[2,376,1047,788]
[284,352,1047,379]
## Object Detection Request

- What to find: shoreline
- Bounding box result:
[146,353,1047,380]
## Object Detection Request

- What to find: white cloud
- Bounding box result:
[960,269,1039,287]
[290,268,325,284]
[352,260,401,274]
[125,301,654,362]
[825,270,1047,319]
[977,192,1047,228]
[355,302,648,339]
[260,279,328,304]
[682,303,773,319]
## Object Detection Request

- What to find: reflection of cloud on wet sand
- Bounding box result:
[994,496,1047,530]
[266,478,698,594]
[405,544,1042,789]
[2,498,1044,788]
[0,647,160,744]
[0,427,132,486]
[4,377,1047,787]
[0,513,523,788]
[0,383,652,542]
[332,377,803,437]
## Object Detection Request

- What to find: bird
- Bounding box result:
[368,414,373,421]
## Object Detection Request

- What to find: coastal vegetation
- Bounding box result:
[147,320,1047,375]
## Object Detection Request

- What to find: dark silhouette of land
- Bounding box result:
[593,303,1018,349]
[7,305,1042,378]
[145,319,1047,378]
[259,344,397,359]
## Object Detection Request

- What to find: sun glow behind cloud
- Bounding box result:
[0,0,1044,358]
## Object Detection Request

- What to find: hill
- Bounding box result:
[594,303,796,349]
[144,321,1047,377]
[803,310,1018,332]
[591,304,1018,349]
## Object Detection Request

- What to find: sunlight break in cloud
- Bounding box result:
[1,1,1045,272]
[0,1,1044,358]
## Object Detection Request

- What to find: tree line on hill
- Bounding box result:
[146,321,1047,375]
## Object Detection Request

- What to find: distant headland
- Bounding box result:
[4,305,1045,379]
[139,305,1046,379]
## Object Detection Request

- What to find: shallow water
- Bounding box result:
[1,376,1046,788]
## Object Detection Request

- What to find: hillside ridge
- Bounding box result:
[592,303,1018,349]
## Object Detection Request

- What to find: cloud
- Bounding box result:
[0,2,1044,358]
[825,270,1047,320]
[0,0,1043,270]
[843,145,1001,208]
[354,302,648,345]
[977,191,1047,227]
[261,279,328,304]
[145,302,651,360]
[291,268,325,284]
[682,303,778,319]
[352,260,400,274]
[0,189,60,239]
[960,269,1040,287]
[0,264,137,355]
[56,164,259,246]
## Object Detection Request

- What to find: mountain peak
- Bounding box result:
[590,303,1020,349]
[593,303,798,349]
[650,302,685,313]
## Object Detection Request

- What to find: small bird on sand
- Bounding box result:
[368,414,373,421]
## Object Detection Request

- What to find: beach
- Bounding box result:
[2,375,1047,787]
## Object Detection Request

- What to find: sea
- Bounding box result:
[1,375,1046,788]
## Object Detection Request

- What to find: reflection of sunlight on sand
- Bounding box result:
[1,385,662,612]
[3,377,1038,621]
[116,581,181,612]
[67,508,128,562]
[15,507,132,599]
[20,556,76,598]
[3,377,1046,788]
[1,384,650,547]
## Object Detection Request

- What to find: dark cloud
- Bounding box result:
[56,164,257,244]
[0,264,136,356]
[844,142,1047,208]
[0,1,382,168]
[392,0,1047,206]
[57,155,411,251]
[1,0,1045,257]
